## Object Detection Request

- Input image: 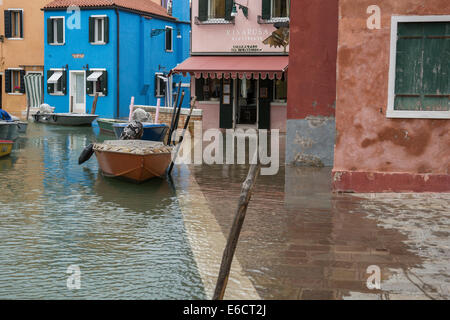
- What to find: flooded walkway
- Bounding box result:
[0,123,448,300]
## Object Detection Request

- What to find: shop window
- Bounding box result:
[86,70,108,96]
[387,18,450,119]
[196,78,221,101]
[5,69,25,94]
[48,17,65,45]
[274,77,287,102]
[47,70,67,95]
[89,16,109,44]
[155,74,166,97]
[4,10,23,39]
[165,27,173,51]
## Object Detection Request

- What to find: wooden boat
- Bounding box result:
[112,123,169,142]
[0,140,13,158]
[33,113,98,126]
[93,140,174,183]
[0,121,19,141]
[97,118,128,134]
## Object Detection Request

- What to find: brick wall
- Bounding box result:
[134,106,203,135]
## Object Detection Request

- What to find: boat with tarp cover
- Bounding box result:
[93,140,174,183]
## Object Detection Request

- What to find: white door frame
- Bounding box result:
[69,70,86,114]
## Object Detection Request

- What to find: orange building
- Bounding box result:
[0,0,47,118]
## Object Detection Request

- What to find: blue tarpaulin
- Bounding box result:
[0,109,12,121]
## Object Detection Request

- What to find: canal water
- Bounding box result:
[0,123,205,299]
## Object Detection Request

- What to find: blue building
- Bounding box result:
[43,0,191,119]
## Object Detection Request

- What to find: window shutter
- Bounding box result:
[19,70,26,93]
[5,70,12,93]
[262,0,271,20]
[104,17,109,44]
[47,18,53,44]
[225,0,234,21]
[57,18,64,44]
[154,74,159,96]
[86,71,94,95]
[19,11,23,38]
[47,70,54,94]
[61,70,67,95]
[4,10,12,38]
[101,71,108,96]
[195,78,204,101]
[89,17,95,43]
[198,0,208,21]
[165,28,172,51]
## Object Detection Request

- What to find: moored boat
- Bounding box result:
[0,140,13,158]
[97,118,128,134]
[93,140,174,183]
[16,122,28,134]
[33,113,98,126]
[0,121,19,141]
[112,123,169,142]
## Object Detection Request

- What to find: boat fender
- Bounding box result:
[52,115,58,122]
[78,144,95,165]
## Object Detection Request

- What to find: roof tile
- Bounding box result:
[43,0,174,20]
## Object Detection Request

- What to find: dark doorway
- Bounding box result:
[236,79,257,126]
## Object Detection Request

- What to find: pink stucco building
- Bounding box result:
[173,0,290,132]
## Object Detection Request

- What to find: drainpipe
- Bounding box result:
[115,8,120,118]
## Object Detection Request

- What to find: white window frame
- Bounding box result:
[387,15,450,119]
[155,73,166,97]
[49,68,65,96]
[91,15,107,45]
[165,26,173,52]
[8,9,24,40]
[270,0,290,22]
[49,16,65,46]
[7,68,24,95]
[88,68,107,97]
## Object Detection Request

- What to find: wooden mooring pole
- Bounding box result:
[213,162,261,300]
[91,92,99,115]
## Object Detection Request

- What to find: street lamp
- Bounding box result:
[231,2,249,19]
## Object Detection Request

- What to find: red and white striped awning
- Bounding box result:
[172,56,288,80]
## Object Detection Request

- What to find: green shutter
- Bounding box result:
[89,17,95,43]
[195,78,205,101]
[262,0,271,20]
[101,71,108,96]
[259,79,272,130]
[61,71,67,95]
[57,18,64,44]
[47,18,53,44]
[104,17,109,44]
[220,79,233,129]
[198,0,208,21]
[19,70,25,93]
[19,11,23,38]
[47,70,54,94]
[5,70,12,93]
[86,71,94,95]
[395,22,450,111]
[4,10,11,38]
[225,0,234,21]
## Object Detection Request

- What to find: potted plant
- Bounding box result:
[13,86,21,93]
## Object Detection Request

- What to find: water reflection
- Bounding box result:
[0,123,205,299]
[190,164,441,300]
